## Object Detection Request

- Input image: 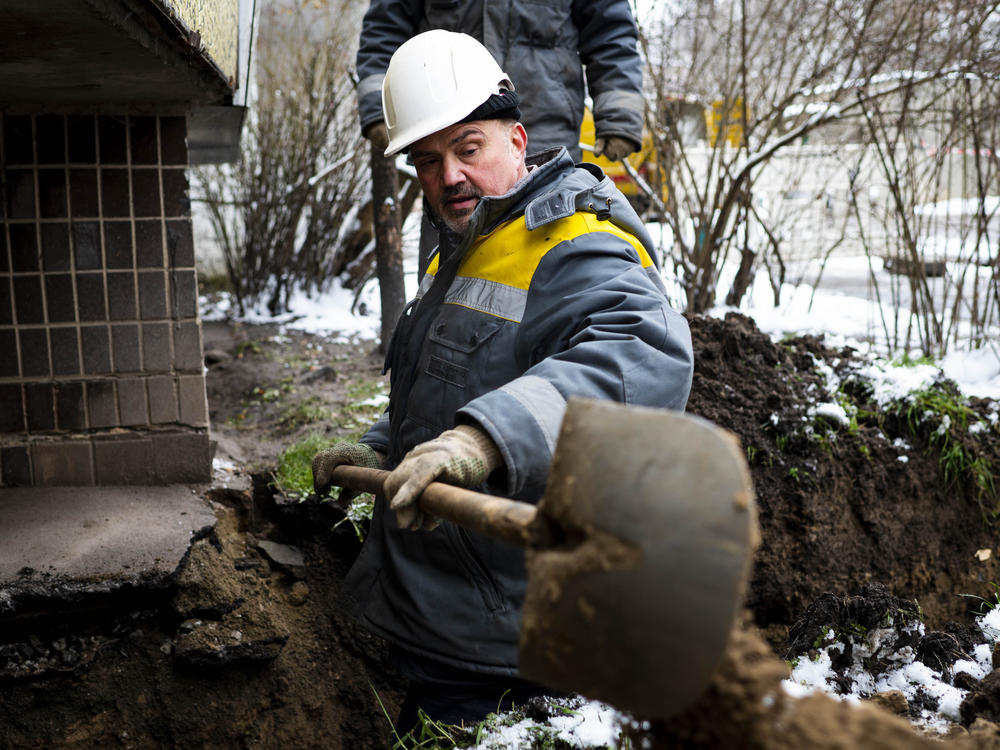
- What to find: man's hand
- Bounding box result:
[363,120,390,152]
[385,425,502,531]
[593,135,639,162]
[312,441,384,507]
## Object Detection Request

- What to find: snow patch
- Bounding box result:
[470,699,625,750]
[810,401,850,427]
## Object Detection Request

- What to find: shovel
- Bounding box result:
[329,397,756,719]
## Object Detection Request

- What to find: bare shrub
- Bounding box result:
[640,0,1000,357]
[193,0,369,317]
[849,71,1000,356]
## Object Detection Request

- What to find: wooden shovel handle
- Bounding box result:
[329,465,556,548]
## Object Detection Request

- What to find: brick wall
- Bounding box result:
[0,113,211,486]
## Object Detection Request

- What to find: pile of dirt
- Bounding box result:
[685,312,1000,644]
[2,312,999,748]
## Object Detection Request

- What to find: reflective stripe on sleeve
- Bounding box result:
[358,74,385,100]
[593,89,645,118]
[498,375,566,456]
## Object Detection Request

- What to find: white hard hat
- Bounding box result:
[382,30,515,156]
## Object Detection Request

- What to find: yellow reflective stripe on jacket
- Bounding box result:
[421,213,652,322]
[464,212,653,287]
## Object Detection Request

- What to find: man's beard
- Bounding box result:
[439,185,481,234]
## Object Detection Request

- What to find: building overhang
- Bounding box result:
[0,0,240,108]
[0,0,253,161]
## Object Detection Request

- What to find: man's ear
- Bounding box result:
[510,122,528,156]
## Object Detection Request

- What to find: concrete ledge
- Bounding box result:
[0,485,216,614]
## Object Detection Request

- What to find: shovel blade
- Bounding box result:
[518,398,756,719]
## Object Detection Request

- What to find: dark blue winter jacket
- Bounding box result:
[339,148,693,677]
[355,0,645,158]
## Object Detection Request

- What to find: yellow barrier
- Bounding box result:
[579,108,667,210]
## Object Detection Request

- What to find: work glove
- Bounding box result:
[593,135,639,162]
[385,424,503,531]
[363,120,390,152]
[312,441,384,507]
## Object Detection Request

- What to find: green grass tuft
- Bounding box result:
[960,582,1000,616]
[894,384,998,521]
[890,352,936,368]
[279,395,332,430]
[273,432,337,499]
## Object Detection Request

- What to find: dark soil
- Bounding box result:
[2,312,1000,748]
[686,313,1000,643]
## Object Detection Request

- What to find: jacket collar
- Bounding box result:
[473,146,576,234]
[431,146,576,264]
[432,146,658,268]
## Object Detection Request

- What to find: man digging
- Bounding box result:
[313,29,693,739]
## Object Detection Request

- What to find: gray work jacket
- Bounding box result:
[356,0,645,157]
[339,148,693,677]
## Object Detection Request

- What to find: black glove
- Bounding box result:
[594,135,639,162]
[363,121,390,152]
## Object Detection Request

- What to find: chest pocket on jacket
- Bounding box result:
[424,0,461,30]
[512,0,572,46]
[424,311,505,389]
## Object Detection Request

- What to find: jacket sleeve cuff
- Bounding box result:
[357,81,385,132]
[457,375,567,498]
[593,89,644,147]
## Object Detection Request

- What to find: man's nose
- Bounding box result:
[441,155,466,186]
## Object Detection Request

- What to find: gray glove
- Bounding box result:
[363,121,390,152]
[312,441,384,506]
[594,135,639,162]
[384,424,503,531]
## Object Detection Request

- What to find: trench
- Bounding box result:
[0,481,404,750]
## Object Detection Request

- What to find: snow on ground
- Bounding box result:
[200,280,382,343]
[784,607,1000,734]
[467,698,628,750]
[201,212,424,344]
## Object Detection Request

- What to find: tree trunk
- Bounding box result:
[370,145,406,354]
[726,247,756,307]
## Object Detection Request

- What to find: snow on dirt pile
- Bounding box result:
[783,583,999,733]
[685,314,1000,635]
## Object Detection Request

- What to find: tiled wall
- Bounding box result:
[0,113,211,486]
